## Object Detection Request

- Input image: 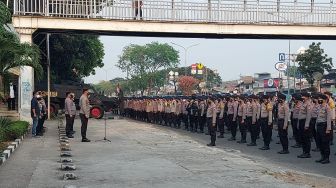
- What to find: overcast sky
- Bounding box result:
[84,36,336,84]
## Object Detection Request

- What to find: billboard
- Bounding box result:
[264,78,281,88]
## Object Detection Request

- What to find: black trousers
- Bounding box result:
[316,123,331,159]
[238,116,247,141]
[80,113,88,139]
[278,119,289,151]
[65,114,75,135]
[189,115,196,131]
[246,117,257,144]
[198,115,205,132]
[7,98,15,110]
[134,8,143,19]
[36,115,46,135]
[292,118,300,145]
[207,117,216,145]
[227,114,233,131]
[229,115,237,138]
[299,119,311,154]
[218,117,225,135]
[260,118,272,147]
[183,114,189,129]
[310,118,318,148]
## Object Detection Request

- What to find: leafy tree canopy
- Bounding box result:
[45,34,105,83]
[296,42,333,86]
[117,42,179,77]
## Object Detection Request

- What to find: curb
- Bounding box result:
[0,127,29,165]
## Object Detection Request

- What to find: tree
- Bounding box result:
[0,2,42,92]
[36,34,105,83]
[296,42,333,87]
[117,42,179,92]
[178,76,199,96]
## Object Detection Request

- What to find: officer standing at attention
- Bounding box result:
[315,94,332,164]
[247,96,258,146]
[298,93,312,158]
[228,96,239,141]
[291,94,302,148]
[259,95,273,150]
[217,97,225,138]
[324,92,335,146]
[277,94,290,154]
[237,96,246,144]
[207,97,217,147]
[79,89,91,142]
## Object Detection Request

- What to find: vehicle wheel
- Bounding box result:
[49,104,58,117]
[90,106,104,119]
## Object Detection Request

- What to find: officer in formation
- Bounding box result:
[124,92,335,163]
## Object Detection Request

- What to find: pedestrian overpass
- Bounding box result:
[10,0,336,119]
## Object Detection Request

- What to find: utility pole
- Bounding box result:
[171,43,199,75]
[47,33,51,120]
[287,40,291,95]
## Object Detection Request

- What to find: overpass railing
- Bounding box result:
[13,0,336,25]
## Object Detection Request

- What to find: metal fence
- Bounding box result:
[12,0,336,25]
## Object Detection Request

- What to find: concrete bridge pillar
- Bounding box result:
[16,28,36,121]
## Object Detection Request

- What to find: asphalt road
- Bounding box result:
[146,119,336,178]
[0,118,335,188]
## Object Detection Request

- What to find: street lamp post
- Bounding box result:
[171,42,199,75]
[102,67,113,81]
[169,70,179,95]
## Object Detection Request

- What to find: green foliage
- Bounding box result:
[47,35,105,83]
[0,119,29,142]
[0,117,12,128]
[296,42,333,86]
[0,1,11,24]
[5,121,29,141]
[117,42,179,76]
[0,2,43,88]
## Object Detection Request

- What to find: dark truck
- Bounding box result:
[36,81,119,119]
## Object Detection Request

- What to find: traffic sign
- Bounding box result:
[197,63,204,70]
[279,53,286,62]
[275,62,287,72]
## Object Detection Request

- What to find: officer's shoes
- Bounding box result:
[259,146,270,150]
[228,137,236,141]
[315,158,324,163]
[218,135,224,138]
[312,148,320,152]
[237,140,246,144]
[247,143,257,146]
[297,153,311,158]
[207,143,216,147]
[278,150,290,154]
[321,159,330,164]
[291,144,301,148]
[67,135,74,138]
[82,138,91,142]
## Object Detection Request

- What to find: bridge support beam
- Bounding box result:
[16,28,36,121]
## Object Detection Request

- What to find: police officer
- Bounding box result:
[277,94,290,154]
[324,91,335,146]
[217,97,226,138]
[315,94,332,164]
[297,92,312,158]
[228,96,238,141]
[291,93,301,148]
[247,95,258,146]
[237,96,247,143]
[259,95,273,150]
[310,94,321,152]
[207,97,217,147]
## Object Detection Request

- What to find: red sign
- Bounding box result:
[264,78,280,88]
